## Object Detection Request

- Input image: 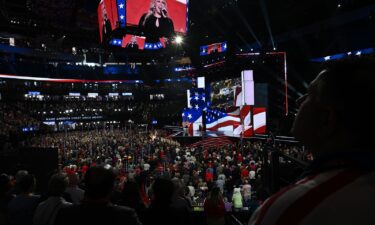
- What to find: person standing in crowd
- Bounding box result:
[9,170,29,195]
[33,173,72,225]
[248,57,375,225]
[141,178,190,225]
[204,187,226,225]
[241,179,251,207]
[7,174,40,225]
[118,180,146,214]
[55,166,142,225]
[138,0,175,47]
[232,186,243,212]
[0,174,14,225]
[64,172,84,204]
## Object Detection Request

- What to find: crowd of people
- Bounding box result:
[1,125,312,224]
[0,103,40,138]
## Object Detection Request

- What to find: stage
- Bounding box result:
[166,126,297,148]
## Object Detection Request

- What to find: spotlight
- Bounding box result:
[273,47,277,51]
[175,36,183,44]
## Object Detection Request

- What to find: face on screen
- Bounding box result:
[154,0,165,14]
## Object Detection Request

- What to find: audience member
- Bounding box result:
[118,180,146,214]
[232,186,243,212]
[141,178,190,225]
[7,174,40,225]
[64,173,84,204]
[248,58,375,225]
[204,187,226,225]
[0,174,14,225]
[55,166,142,225]
[33,173,72,225]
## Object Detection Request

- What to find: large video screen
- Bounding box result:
[211,78,241,109]
[98,0,120,42]
[210,78,268,109]
[98,0,188,44]
[200,41,227,56]
[127,0,188,33]
[109,35,169,50]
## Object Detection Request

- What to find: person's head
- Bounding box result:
[0,174,11,194]
[122,180,141,202]
[130,35,137,43]
[171,178,185,198]
[208,187,222,206]
[48,173,69,197]
[67,172,80,187]
[101,2,107,15]
[150,0,167,16]
[84,166,116,200]
[15,170,28,184]
[292,57,375,157]
[152,178,174,205]
[233,187,241,195]
[18,174,36,194]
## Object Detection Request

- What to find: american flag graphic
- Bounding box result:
[116,0,126,28]
[189,88,209,110]
[206,108,241,131]
[188,136,235,150]
[234,86,242,107]
[233,105,254,137]
[182,108,202,133]
[253,107,266,134]
[181,85,266,137]
[182,88,209,133]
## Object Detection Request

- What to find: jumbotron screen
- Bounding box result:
[200,41,227,56]
[210,78,268,109]
[98,0,188,43]
[109,35,168,50]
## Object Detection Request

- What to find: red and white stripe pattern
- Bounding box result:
[253,107,266,134]
[234,86,243,107]
[0,74,134,83]
[184,115,202,135]
[233,106,254,137]
[248,169,375,225]
[206,107,241,132]
[188,136,235,150]
[241,105,254,137]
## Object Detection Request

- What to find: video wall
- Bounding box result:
[126,0,188,33]
[109,35,167,50]
[200,41,227,56]
[98,0,188,49]
[210,78,268,109]
[210,78,241,109]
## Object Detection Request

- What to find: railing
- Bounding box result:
[269,149,309,193]
[229,214,244,225]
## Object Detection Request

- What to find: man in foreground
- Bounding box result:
[249,57,375,225]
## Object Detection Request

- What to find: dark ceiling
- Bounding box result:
[1,0,374,50]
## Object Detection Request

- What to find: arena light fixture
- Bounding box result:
[175,36,183,44]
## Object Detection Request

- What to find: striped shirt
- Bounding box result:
[248,168,375,225]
